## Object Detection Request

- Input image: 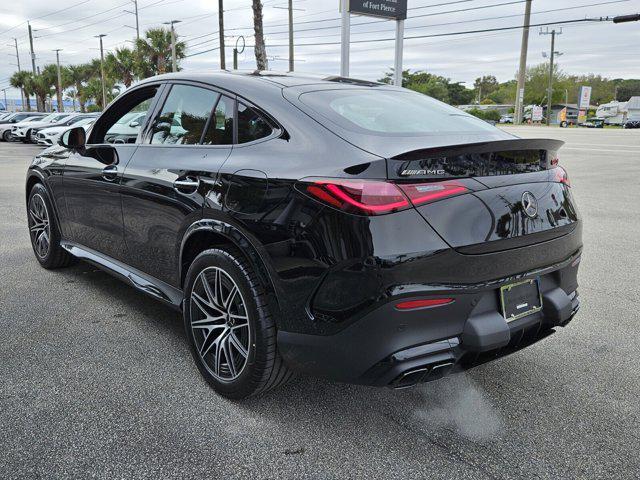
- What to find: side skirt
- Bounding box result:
[60,241,183,311]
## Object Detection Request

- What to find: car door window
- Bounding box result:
[89,85,159,145]
[202,95,234,145]
[150,85,220,145]
[237,102,273,144]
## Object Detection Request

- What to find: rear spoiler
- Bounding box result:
[387,138,565,181]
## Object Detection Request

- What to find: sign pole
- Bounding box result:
[340,0,350,77]
[394,19,404,86]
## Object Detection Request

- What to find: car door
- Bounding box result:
[61,84,163,261]
[120,82,234,287]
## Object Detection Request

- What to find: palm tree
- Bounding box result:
[105,47,137,88]
[42,64,66,111]
[30,74,53,112]
[252,0,268,70]
[67,64,92,112]
[10,71,33,111]
[135,27,185,77]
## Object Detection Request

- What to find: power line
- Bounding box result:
[185,16,606,58]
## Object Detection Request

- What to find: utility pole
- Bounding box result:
[288,0,294,72]
[2,89,7,111]
[133,0,140,39]
[96,34,107,109]
[540,28,562,126]
[514,0,532,125]
[164,20,181,72]
[11,38,25,109]
[27,22,36,75]
[53,49,63,112]
[218,0,226,69]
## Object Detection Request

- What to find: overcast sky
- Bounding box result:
[1,0,640,99]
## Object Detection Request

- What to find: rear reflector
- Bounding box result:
[302,178,468,216]
[395,298,454,311]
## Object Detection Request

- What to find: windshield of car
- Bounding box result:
[299,89,497,135]
[51,114,71,122]
[39,113,59,123]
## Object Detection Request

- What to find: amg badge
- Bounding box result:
[400,169,446,176]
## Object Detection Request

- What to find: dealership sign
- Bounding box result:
[349,0,408,20]
[341,0,407,86]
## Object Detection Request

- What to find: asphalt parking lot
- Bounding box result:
[1,127,639,479]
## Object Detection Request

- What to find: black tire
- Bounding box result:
[27,183,75,269]
[183,248,292,399]
[2,130,10,141]
[22,129,31,143]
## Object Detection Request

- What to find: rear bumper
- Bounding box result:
[278,250,581,387]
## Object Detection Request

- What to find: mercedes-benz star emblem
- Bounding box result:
[521,191,539,219]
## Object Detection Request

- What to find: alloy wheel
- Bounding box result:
[189,267,251,382]
[28,193,51,259]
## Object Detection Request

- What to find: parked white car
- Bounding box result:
[35,116,97,146]
[0,113,46,141]
[10,112,77,142]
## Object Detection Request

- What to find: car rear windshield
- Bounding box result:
[299,89,497,136]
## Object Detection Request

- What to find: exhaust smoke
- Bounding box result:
[412,374,504,442]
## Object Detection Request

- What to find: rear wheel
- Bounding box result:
[27,183,74,269]
[183,248,292,399]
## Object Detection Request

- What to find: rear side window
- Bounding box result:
[237,103,273,144]
[299,89,496,135]
[202,95,234,145]
[151,85,220,145]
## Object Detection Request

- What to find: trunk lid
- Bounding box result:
[387,138,578,254]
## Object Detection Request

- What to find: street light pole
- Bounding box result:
[96,34,107,109]
[53,49,63,112]
[11,38,25,109]
[514,0,532,125]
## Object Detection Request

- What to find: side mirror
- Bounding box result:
[59,126,86,150]
[129,121,140,128]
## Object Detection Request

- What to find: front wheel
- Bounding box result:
[2,130,10,141]
[183,248,292,399]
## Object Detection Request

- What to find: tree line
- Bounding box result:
[10,27,186,112]
[381,65,640,107]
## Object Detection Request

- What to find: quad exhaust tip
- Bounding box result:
[391,362,455,389]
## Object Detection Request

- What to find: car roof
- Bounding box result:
[136,70,385,92]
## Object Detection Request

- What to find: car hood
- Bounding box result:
[39,126,68,134]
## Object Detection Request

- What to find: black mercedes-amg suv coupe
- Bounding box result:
[26,71,581,398]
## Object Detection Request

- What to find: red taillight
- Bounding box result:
[397,181,469,206]
[395,298,454,311]
[305,179,410,215]
[553,166,571,187]
[303,179,468,215]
